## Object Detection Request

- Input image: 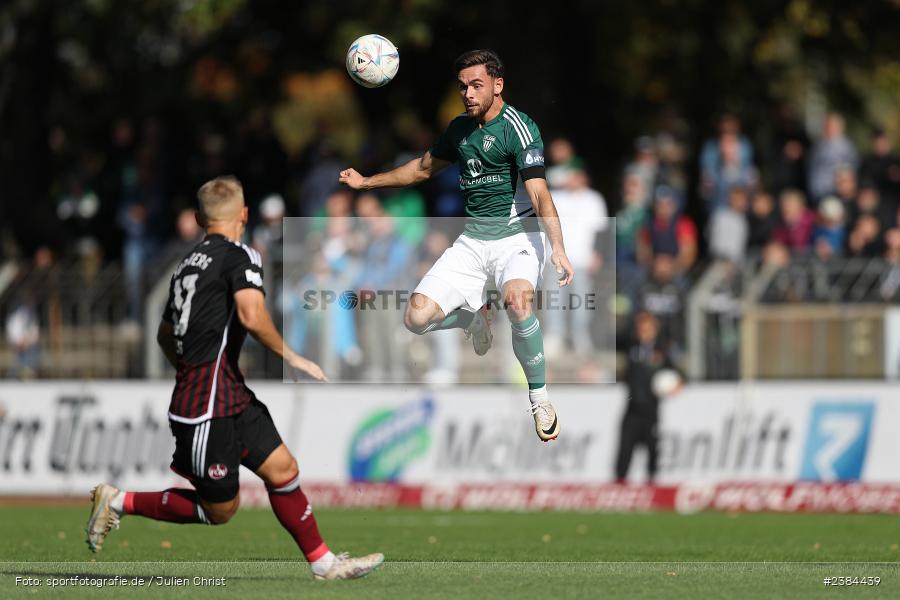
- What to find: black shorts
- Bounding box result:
[169,399,283,503]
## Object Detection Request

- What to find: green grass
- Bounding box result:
[1,506,898,598]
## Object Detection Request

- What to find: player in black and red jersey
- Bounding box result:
[85,176,383,580]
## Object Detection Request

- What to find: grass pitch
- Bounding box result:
[1,505,898,598]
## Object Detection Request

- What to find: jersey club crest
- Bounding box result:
[208,463,228,480]
[482,134,496,152]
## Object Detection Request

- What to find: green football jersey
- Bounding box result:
[430,103,545,240]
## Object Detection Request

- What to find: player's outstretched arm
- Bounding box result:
[339,151,450,190]
[156,321,178,369]
[524,177,574,286]
[234,288,327,381]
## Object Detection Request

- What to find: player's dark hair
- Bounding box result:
[455,49,504,78]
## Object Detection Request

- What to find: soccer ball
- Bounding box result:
[651,368,683,397]
[346,34,399,88]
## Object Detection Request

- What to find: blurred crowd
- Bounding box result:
[613,110,900,366]
[4,106,900,381]
[4,109,615,382]
[273,144,611,384]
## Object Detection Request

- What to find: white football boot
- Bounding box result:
[314,552,385,580]
[530,387,560,442]
[86,483,122,553]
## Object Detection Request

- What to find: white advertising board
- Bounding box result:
[0,382,298,495]
[1,381,899,498]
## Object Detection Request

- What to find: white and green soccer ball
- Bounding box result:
[346,34,400,88]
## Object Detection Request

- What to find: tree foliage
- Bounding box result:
[2,0,899,251]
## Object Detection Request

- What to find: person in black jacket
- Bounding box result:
[615,310,681,483]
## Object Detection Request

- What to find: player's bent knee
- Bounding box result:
[278,459,300,486]
[504,298,533,322]
[404,307,431,335]
[206,510,235,525]
[202,497,239,525]
[259,457,300,489]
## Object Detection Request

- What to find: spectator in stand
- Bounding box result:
[6,295,40,379]
[252,194,286,263]
[308,188,354,243]
[97,117,137,258]
[383,154,427,247]
[117,143,166,325]
[762,239,792,268]
[626,136,662,204]
[177,206,202,240]
[321,213,358,281]
[244,193,293,378]
[298,139,343,216]
[322,187,353,222]
[56,166,102,256]
[808,112,859,203]
[884,227,900,258]
[546,137,578,184]
[154,205,204,278]
[812,197,847,261]
[326,215,363,321]
[546,136,585,190]
[701,131,758,215]
[850,184,894,233]
[700,113,754,179]
[636,252,687,359]
[769,105,810,196]
[285,192,363,375]
[834,164,859,211]
[356,199,413,382]
[234,110,287,213]
[186,128,228,197]
[615,170,650,294]
[432,163,464,217]
[653,106,691,192]
[860,128,900,203]
[847,213,884,258]
[879,229,900,301]
[773,189,815,252]
[708,185,749,264]
[886,228,900,264]
[747,191,779,255]
[355,191,382,220]
[638,185,698,276]
[282,252,360,377]
[542,167,608,356]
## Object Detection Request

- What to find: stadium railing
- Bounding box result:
[688,256,898,380]
[0,258,138,377]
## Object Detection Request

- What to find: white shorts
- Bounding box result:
[414,231,548,315]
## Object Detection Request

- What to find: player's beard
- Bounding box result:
[466,95,493,119]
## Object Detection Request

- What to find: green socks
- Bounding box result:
[422,310,545,390]
[511,314,545,389]
[425,308,475,332]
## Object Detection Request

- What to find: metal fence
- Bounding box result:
[688,256,899,381]
[0,258,138,378]
[5,248,896,382]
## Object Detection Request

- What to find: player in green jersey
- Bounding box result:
[339,49,573,441]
